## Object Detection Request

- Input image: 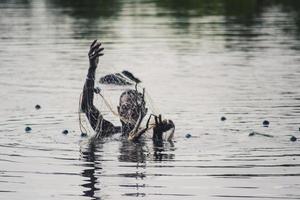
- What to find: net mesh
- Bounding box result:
[78,72,165,139]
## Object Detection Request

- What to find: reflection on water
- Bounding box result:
[80,138,175,199]
[1,0,300,199]
[118,139,148,163]
[45,0,123,39]
[80,141,102,200]
[47,0,122,19]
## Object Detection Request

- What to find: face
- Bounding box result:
[118,91,145,124]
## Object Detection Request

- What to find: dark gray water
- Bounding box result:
[1,0,300,199]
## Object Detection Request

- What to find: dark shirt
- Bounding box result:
[81,71,173,140]
[81,77,122,137]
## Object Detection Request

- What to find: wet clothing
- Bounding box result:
[81,68,174,140]
[81,77,120,136]
[81,68,145,137]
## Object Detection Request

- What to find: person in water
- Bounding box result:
[81,40,175,141]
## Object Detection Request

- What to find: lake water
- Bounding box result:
[1,0,300,199]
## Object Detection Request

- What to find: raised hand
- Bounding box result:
[153,114,175,141]
[88,40,104,68]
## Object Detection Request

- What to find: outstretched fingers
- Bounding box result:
[89,42,102,56]
[95,47,104,54]
[166,120,175,130]
[89,45,104,60]
[90,40,97,48]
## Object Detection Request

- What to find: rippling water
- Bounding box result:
[1,0,300,199]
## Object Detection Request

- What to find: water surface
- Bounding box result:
[1,0,300,199]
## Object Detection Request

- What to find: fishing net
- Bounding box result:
[78,70,173,140]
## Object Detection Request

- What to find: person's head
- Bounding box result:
[117,89,146,126]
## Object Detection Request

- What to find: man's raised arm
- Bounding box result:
[81,40,117,134]
[81,40,103,114]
